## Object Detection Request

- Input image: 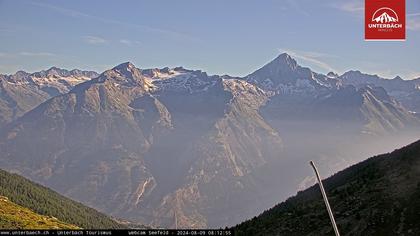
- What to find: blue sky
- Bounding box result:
[0,0,419,79]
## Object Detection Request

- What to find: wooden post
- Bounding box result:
[310,161,340,236]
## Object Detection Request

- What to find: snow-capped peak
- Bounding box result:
[96,62,146,88]
[141,67,186,81]
[2,67,98,94]
[244,53,335,93]
[271,53,298,70]
[327,72,339,78]
[111,62,139,76]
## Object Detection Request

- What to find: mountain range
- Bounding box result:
[0,67,98,127]
[339,70,420,114]
[0,53,419,228]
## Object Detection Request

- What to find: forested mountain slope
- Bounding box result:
[235,139,420,236]
[0,168,124,229]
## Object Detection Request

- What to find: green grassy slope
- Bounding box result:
[0,168,125,229]
[234,139,420,236]
[0,196,79,229]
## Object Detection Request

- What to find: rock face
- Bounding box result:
[0,67,98,127]
[339,70,420,113]
[245,53,340,94]
[245,54,417,135]
[0,63,284,228]
[243,55,420,205]
[0,55,419,228]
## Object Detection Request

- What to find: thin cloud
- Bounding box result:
[0,26,15,33]
[407,71,420,80]
[332,0,364,20]
[333,0,364,13]
[407,18,420,31]
[19,52,55,57]
[368,70,395,79]
[119,39,142,46]
[279,48,338,72]
[335,2,420,31]
[407,14,420,31]
[407,12,420,17]
[286,0,309,16]
[83,36,107,44]
[30,1,92,19]
[0,64,21,75]
[0,52,55,57]
[30,1,200,43]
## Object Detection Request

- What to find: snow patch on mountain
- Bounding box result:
[141,67,217,93]
[222,79,266,97]
[31,75,91,94]
[3,68,98,94]
[244,53,339,95]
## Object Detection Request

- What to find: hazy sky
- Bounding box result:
[0,0,419,79]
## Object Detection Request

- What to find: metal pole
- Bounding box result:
[309,161,340,236]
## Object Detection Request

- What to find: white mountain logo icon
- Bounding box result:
[371,7,399,23]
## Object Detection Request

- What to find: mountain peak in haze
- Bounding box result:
[245,52,318,90]
[327,72,339,78]
[247,53,302,79]
[13,71,31,79]
[274,52,292,59]
[3,67,98,85]
[269,53,298,70]
[29,67,98,78]
[111,62,141,76]
[113,61,136,71]
[47,66,62,72]
[42,66,70,77]
[111,62,139,76]
[110,61,139,75]
[98,62,146,87]
[393,76,403,81]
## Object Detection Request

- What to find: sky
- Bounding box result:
[0,0,419,79]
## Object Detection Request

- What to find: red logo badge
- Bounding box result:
[365,0,405,40]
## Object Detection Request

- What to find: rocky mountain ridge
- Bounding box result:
[0,54,419,228]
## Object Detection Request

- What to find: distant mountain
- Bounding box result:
[0,195,79,229]
[245,54,419,135]
[234,139,420,236]
[0,54,419,229]
[0,62,283,228]
[339,70,420,113]
[0,67,98,127]
[31,66,98,79]
[0,168,124,229]
[242,55,420,224]
[245,53,340,94]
